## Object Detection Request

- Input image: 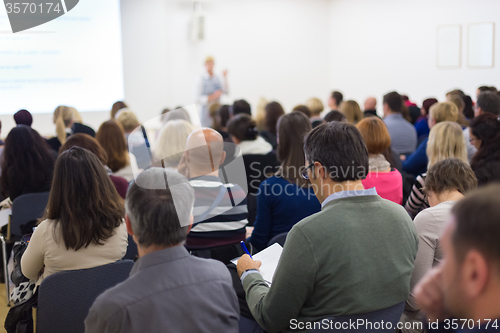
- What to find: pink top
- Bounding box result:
[362,169,403,205]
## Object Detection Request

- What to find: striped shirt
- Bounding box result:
[404,174,429,218]
[186,175,248,249]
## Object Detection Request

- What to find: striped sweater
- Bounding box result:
[404,174,429,218]
[186,175,248,249]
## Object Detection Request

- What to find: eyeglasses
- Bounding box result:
[301,163,315,180]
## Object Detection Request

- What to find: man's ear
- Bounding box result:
[187,215,194,234]
[314,161,326,180]
[220,150,227,166]
[125,214,134,236]
[477,107,483,116]
[462,249,490,298]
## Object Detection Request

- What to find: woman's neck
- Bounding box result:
[438,190,464,204]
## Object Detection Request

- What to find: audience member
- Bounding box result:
[260,101,285,150]
[0,121,3,147]
[179,128,248,264]
[227,114,279,225]
[405,122,467,218]
[71,107,96,137]
[402,159,477,333]
[306,97,324,128]
[116,110,140,133]
[363,97,378,118]
[13,109,33,127]
[323,110,346,123]
[96,120,139,182]
[0,126,54,203]
[110,101,128,119]
[469,113,500,186]
[162,108,192,124]
[208,102,222,130]
[116,110,150,170]
[327,90,343,112]
[232,99,252,116]
[462,95,474,119]
[403,95,422,124]
[60,134,129,199]
[357,117,403,204]
[85,168,239,333]
[236,122,418,332]
[402,102,459,177]
[414,184,500,329]
[292,104,311,118]
[215,104,232,139]
[340,100,363,124]
[414,98,438,142]
[21,147,127,288]
[154,120,195,171]
[247,112,320,252]
[476,85,497,98]
[46,105,74,152]
[254,97,268,131]
[383,91,418,154]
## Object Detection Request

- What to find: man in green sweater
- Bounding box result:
[237,121,418,332]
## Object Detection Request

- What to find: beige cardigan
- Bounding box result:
[21,219,128,286]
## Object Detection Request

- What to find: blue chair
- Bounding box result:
[267,232,287,247]
[10,192,50,239]
[308,302,405,333]
[123,234,138,260]
[36,260,134,333]
[239,316,266,333]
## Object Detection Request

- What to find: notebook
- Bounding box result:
[231,243,283,285]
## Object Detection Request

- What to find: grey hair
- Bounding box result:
[125,168,195,247]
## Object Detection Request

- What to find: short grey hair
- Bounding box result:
[126,168,195,247]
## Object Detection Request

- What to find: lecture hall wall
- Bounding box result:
[2,0,500,136]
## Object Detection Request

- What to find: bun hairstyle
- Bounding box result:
[53,105,74,145]
[227,114,258,142]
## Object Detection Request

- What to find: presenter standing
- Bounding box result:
[195,56,228,127]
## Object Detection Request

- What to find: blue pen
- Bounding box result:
[240,241,253,259]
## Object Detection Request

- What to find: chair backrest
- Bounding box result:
[122,234,138,260]
[267,232,287,248]
[10,192,50,238]
[308,302,405,333]
[238,316,265,333]
[37,260,134,333]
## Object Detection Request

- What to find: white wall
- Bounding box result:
[327,0,500,114]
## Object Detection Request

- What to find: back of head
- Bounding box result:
[232,99,251,116]
[218,105,231,129]
[331,91,343,107]
[1,125,54,197]
[111,101,128,119]
[383,91,402,113]
[477,86,498,94]
[185,128,225,176]
[163,108,192,124]
[276,112,312,187]
[426,121,467,167]
[116,110,140,133]
[254,97,268,130]
[451,184,500,268]
[447,89,465,100]
[304,122,368,182]
[155,120,195,167]
[341,100,363,124]
[227,114,258,142]
[477,91,500,116]
[448,94,465,113]
[324,110,346,123]
[425,158,477,197]
[126,168,194,248]
[422,98,438,116]
[356,117,391,155]
[14,109,33,126]
[264,101,285,135]
[470,113,500,168]
[429,101,459,123]
[60,133,108,165]
[292,105,311,118]
[44,147,124,250]
[306,98,324,117]
[53,105,74,145]
[96,120,129,172]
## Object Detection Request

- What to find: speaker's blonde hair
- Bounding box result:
[53,106,74,145]
[427,121,467,167]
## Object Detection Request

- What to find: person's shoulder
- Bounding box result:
[187,256,233,282]
[88,280,132,322]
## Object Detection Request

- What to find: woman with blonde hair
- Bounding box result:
[405,121,467,217]
[402,101,459,176]
[306,97,324,128]
[154,120,196,171]
[47,105,95,152]
[340,100,363,124]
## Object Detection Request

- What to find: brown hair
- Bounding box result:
[60,133,108,165]
[227,114,258,141]
[425,158,477,196]
[110,101,128,119]
[43,147,124,250]
[264,102,285,135]
[292,105,311,118]
[356,117,391,154]
[275,112,312,188]
[96,120,129,172]
[341,100,363,124]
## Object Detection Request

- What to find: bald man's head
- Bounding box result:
[364,97,377,111]
[186,128,226,176]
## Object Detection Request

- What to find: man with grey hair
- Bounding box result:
[85,168,239,333]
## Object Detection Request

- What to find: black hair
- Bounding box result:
[383,91,403,113]
[477,91,500,116]
[227,114,258,141]
[331,91,343,106]
[232,99,251,116]
[324,110,346,123]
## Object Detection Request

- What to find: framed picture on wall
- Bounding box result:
[468,22,495,68]
[437,25,462,69]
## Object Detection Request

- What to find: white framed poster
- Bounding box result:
[468,22,495,68]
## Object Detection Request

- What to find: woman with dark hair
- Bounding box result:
[0,125,54,202]
[110,101,128,119]
[414,98,438,142]
[260,101,285,150]
[247,112,320,251]
[60,134,129,199]
[96,120,139,182]
[227,114,279,225]
[469,113,500,186]
[21,147,128,287]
